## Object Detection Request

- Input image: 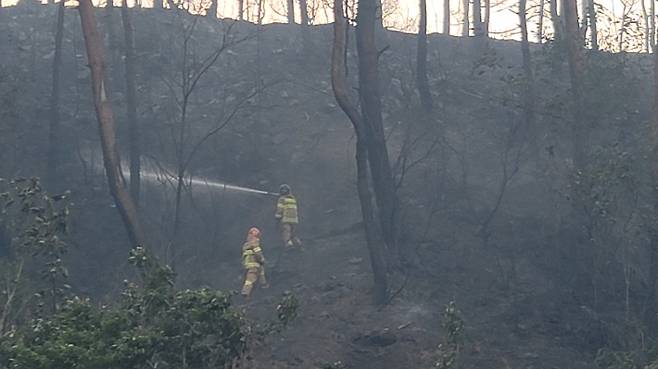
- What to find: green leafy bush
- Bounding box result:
[0,248,249,369]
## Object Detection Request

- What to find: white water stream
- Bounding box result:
[81,144,276,196]
[123,164,277,197]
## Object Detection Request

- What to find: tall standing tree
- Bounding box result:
[153,0,162,11]
[299,0,309,25]
[443,0,451,34]
[519,0,535,136]
[299,0,310,50]
[579,0,587,36]
[537,0,545,42]
[483,0,490,36]
[121,0,141,205]
[287,0,295,23]
[331,0,388,304]
[208,0,218,17]
[561,0,587,168]
[48,0,65,186]
[642,0,650,52]
[550,0,561,43]
[473,0,484,37]
[356,0,400,255]
[462,0,470,36]
[238,0,244,20]
[588,0,598,50]
[651,0,656,50]
[78,0,148,248]
[417,0,433,111]
[646,37,658,335]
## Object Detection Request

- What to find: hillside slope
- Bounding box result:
[1,3,650,368]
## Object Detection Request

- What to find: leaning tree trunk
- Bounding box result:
[417,0,432,111]
[331,0,388,304]
[48,0,65,186]
[443,0,450,34]
[356,0,399,257]
[121,0,141,206]
[78,0,148,248]
[562,0,587,169]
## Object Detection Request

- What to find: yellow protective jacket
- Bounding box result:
[275,195,299,224]
[242,239,265,270]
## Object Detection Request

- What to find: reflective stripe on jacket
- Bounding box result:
[242,240,264,269]
[276,195,299,224]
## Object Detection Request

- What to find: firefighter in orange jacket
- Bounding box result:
[275,184,302,249]
[241,227,269,298]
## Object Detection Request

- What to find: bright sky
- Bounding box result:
[215,0,641,48]
[3,0,644,49]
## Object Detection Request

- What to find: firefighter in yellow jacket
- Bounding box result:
[241,227,269,298]
[275,184,302,249]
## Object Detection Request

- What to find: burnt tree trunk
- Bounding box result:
[48,0,65,186]
[443,0,450,34]
[153,0,162,11]
[238,0,244,20]
[331,0,388,304]
[121,0,140,205]
[356,0,399,255]
[417,0,432,111]
[78,0,147,248]
[562,0,587,169]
